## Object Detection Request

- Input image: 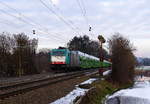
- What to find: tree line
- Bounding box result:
[0,32,38,77]
[137,57,150,66]
[67,35,110,59]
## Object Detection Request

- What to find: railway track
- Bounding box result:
[0,69,98,99]
[0,73,54,86]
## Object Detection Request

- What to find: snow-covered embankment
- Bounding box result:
[106,77,150,104]
[51,78,97,104]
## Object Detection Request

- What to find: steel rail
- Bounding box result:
[0,69,97,99]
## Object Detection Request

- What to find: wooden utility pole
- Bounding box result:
[98,35,105,76]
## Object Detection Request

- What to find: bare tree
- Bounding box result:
[108,33,136,84]
[13,33,38,76]
[34,48,50,73]
[0,32,39,77]
[0,32,15,77]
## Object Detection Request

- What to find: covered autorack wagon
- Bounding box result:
[50,48,111,71]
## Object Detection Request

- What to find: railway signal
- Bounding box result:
[98,35,105,76]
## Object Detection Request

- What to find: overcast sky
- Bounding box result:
[0,0,149,57]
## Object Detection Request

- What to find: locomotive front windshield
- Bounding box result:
[52,51,65,56]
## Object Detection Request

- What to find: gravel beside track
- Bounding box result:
[0,73,54,86]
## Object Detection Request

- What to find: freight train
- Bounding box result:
[50,48,111,71]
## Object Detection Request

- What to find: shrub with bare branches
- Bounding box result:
[108,33,136,84]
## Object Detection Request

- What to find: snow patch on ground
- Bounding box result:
[136,76,150,81]
[111,81,150,99]
[136,66,150,70]
[106,78,150,104]
[51,88,88,104]
[103,70,111,76]
[50,78,97,104]
[80,78,97,85]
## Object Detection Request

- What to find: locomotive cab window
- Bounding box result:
[51,51,65,56]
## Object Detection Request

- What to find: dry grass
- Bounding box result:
[76,80,133,104]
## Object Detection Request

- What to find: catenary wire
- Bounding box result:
[0,1,67,40]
